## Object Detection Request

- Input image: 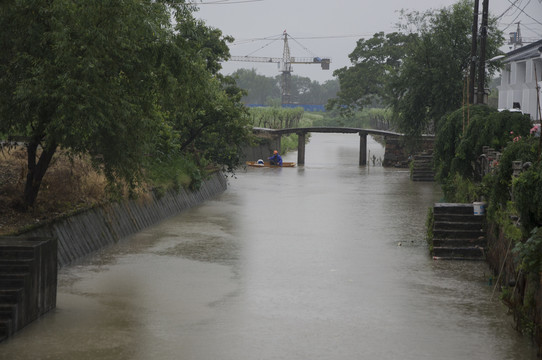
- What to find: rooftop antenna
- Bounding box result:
[508,22,523,49]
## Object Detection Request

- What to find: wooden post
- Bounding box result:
[297,132,306,165]
[359,132,367,166]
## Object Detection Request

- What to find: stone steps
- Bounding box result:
[432,203,486,260]
[411,152,434,182]
[0,318,12,341]
[0,237,57,343]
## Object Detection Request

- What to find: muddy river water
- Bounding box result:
[1,133,537,359]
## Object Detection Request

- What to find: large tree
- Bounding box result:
[329,0,504,137]
[329,31,413,116]
[391,1,503,136]
[155,12,250,172]
[0,0,249,208]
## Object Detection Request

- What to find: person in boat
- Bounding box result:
[268,150,283,166]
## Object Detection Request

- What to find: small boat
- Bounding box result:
[246,161,296,168]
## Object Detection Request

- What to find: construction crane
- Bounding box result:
[229,31,331,105]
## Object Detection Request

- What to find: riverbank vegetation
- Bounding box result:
[248,107,309,153]
[0,147,107,235]
[0,2,251,215]
[432,104,542,347]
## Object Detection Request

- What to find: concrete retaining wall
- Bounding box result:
[23,172,228,268]
[485,222,542,354]
[240,135,281,162]
[383,137,434,167]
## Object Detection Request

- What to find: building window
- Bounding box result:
[503,64,511,85]
[535,59,542,82]
[516,61,526,84]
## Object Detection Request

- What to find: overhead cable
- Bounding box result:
[194,0,264,4]
[502,0,542,26]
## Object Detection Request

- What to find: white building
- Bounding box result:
[498,39,542,122]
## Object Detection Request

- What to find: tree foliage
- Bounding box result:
[329,0,504,137]
[512,161,542,233]
[0,1,250,208]
[451,110,531,179]
[329,32,412,116]
[434,107,532,201]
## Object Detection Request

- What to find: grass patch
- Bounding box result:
[0,146,201,235]
[0,146,108,235]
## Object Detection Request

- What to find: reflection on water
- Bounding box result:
[1,134,536,360]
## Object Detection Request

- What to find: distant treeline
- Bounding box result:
[232,68,339,106]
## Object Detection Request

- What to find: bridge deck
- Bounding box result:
[253,127,433,138]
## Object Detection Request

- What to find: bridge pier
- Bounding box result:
[297,132,306,165]
[359,132,367,166]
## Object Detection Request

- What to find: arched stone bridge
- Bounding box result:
[252,127,434,166]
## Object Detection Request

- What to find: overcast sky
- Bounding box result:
[194,0,542,83]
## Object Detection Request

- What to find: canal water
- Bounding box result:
[1,134,537,359]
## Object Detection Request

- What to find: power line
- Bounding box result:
[193,0,264,4]
[521,22,542,35]
[232,34,284,46]
[244,36,282,57]
[502,0,542,26]
[496,0,522,20]
[232,33,375,46]
[289,34,318,58]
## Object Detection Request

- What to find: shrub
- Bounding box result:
[434,105,494,182]
[513,161,542,234]
[451,109,531,180]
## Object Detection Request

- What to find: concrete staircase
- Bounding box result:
[411,151,435,182]
[0,237,57,343]
[432,203,486,260]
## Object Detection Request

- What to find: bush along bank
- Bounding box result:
[481,128,542,353]
[485,139,542,353]
[432,105,542,354]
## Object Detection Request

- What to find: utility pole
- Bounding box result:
[469,0,479,104]
[477,0,489,105]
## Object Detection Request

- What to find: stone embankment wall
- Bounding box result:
[486,223,542,356]
[23,172,228,268]
[383,137,434,167]
[240,134,281,162]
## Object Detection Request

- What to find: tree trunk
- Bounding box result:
[23,140,57,209]
[179,124,208,152]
